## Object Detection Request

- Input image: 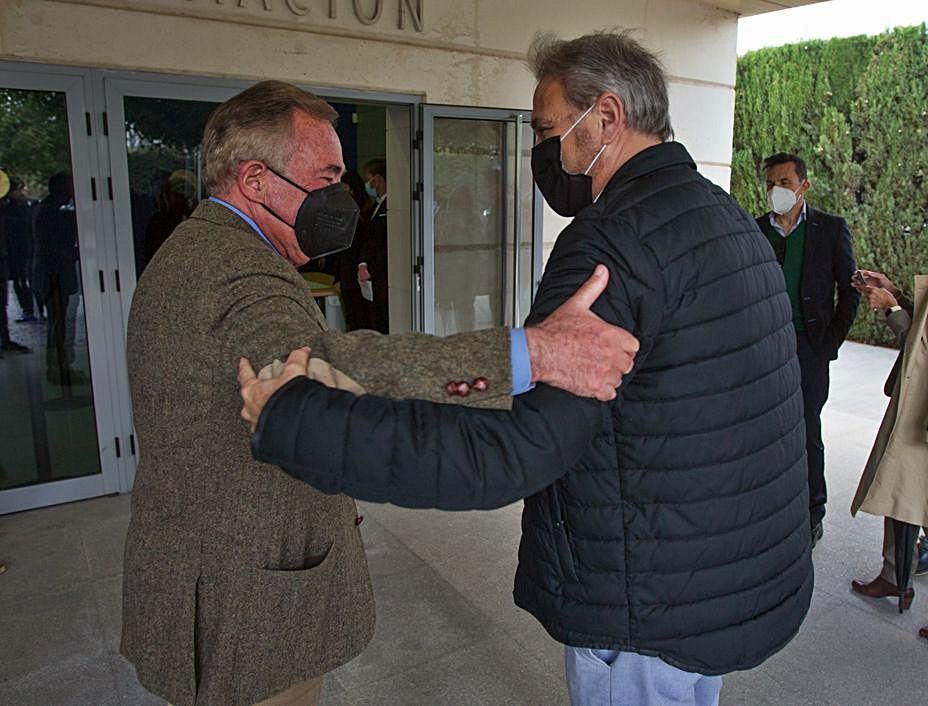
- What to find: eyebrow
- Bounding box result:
[321,163,344,178]
[530,118,550,132]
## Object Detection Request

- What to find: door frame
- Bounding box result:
[418,104,544,334]
[0,62,124,513]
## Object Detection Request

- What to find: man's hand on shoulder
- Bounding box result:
[525,265,639,402]
[238,347,312,431]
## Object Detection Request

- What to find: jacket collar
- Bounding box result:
[604,141,696,192]
[805,204,820,230]
[190,198,258,235]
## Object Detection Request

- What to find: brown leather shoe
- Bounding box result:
[850,575,914,610]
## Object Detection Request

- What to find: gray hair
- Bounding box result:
[202,80,338,194]
[527,31,672,141]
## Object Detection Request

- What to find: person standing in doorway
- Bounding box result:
[0,176,32,355]
[358,158,388,333]
[1,178,37,325]
[335,170,373,331]
[33,173,82,384]
[756,152,860,547]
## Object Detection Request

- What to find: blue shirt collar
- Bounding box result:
[208,196,282,257]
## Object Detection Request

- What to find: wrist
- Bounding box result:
[523,326,547,384]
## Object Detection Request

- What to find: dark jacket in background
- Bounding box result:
[362,197,388,333]
[335,204,371,331]
[251,142,813,676]
[755,207,859,359]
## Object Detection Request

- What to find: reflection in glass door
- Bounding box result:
[422,107,540,335]
[121,97,218,280]
[0,69,119,513]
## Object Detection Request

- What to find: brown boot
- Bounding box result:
[851,575,914,610]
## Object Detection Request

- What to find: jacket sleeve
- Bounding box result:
[251,378,602,510]
[219,269,513,410]
[886,308,912,345]
[302,327,514,409]
[882,309,912,397]
[824,217,860,351]
[526,216,665,383]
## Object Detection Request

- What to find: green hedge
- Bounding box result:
[732,25,928,346]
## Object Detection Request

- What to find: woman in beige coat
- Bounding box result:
[850,272,928,637]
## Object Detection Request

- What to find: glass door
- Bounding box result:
[0,66,122,513]
[102,76,243,492]
[420,106,541,335]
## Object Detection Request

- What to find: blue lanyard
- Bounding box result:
[208,197,282,257]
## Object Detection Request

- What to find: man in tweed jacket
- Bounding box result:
[122,81,638,705]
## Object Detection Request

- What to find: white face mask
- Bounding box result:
[767,185,799,215]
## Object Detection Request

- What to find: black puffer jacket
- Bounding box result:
[252,142,812,676]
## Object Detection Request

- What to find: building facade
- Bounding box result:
[0,0,816,512]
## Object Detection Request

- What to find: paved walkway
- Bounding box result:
[2,341,927,704]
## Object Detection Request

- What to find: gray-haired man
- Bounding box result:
[242,32,813,705]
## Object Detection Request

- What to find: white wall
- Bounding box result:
[1,1,737,180]
[1,0,740,290]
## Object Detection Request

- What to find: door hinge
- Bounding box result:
[129,434,136,456]
[107,177,113,200]
[115,436,122,459]
[85,112,92,136]
[114,269,121,293]
[412,129,424,150]
[90,177,98,201]
[98,270,106,293]
[413,181,423,201]
[102,111,109,136]
[413,255,424,275]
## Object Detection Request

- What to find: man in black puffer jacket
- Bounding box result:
[242,31,812,705]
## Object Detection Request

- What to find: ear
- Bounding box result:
[236,160,270,204]
[799,178,811,196]
[596,92,625,144]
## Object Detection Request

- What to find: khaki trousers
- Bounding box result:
[169,677,322,706]
[256,677,323,706]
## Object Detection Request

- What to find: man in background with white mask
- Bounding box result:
[756,152,860,548]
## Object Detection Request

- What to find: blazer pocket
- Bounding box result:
[229,542,342,700]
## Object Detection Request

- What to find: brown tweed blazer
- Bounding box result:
[121,200,513,706]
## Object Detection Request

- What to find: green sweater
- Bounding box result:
[763,218,806,332]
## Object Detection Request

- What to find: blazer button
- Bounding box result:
[456,381,471,397]
[446,381,459,396]
[472,377,489,392]
[355,515,364,526]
